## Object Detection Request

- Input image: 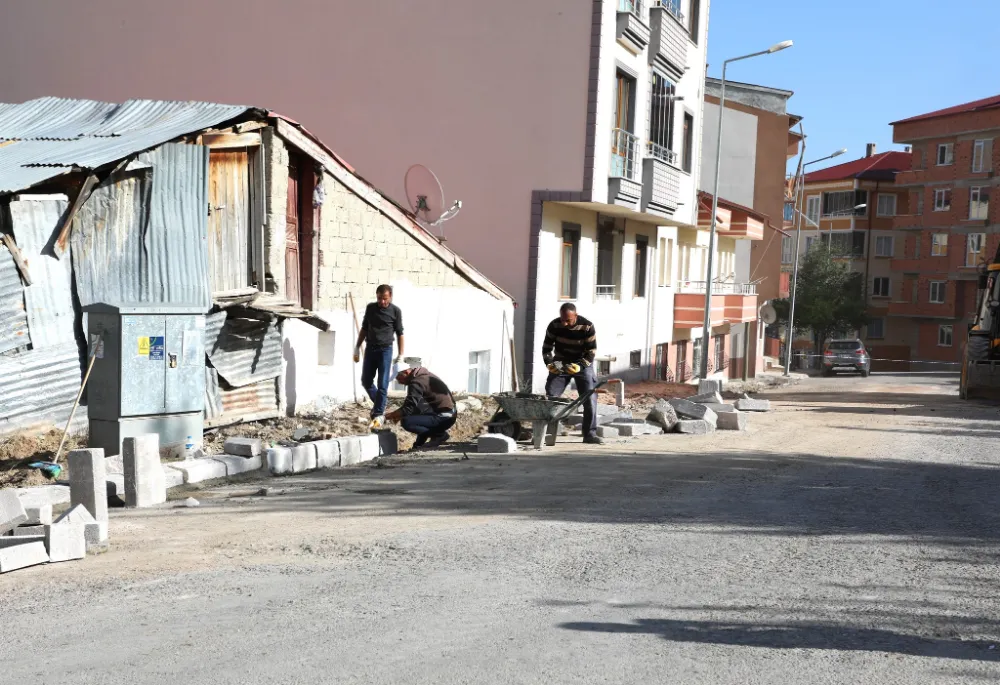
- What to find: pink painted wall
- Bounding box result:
[0,0,594,307]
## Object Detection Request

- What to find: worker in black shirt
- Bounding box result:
[353,284,405,429]
[542,302,603,444]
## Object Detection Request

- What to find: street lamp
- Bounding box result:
[701,39,793,380]
[783,149,855,376]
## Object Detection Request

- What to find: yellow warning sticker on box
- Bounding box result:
[138,336,150,357]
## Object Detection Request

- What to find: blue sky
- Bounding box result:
[705,0,1000,173]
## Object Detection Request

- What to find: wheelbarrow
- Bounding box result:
[488,380,608,449]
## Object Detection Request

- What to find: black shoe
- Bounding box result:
[413,435,428,449]
[583,434,604,445]
[426,432,451,449]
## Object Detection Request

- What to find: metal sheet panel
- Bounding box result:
[9,196,75,348]
[0,98,249,194]
[0,342,86,437]
[0,217,30,355]
[204,313,282,388]
[204,366,278,425]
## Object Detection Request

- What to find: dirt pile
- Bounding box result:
[0,429,85,489]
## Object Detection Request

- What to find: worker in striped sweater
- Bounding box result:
[542,302,603,445]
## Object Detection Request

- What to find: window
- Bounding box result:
[822,190,866,217]
[634,235,648,297]
[970,187,989,221]
[629,350,641,369]
[876,193,897,217]
[868,318,885,339]
[929,280,946,304]
[559,224,580,299]
[613,71,635,133]
[805,236,818,252]
[873,277,890,297]
[713,335,724,371]
[805,195,821,226]
[689,0,701,43]
[781,236,794,264]
[825,231,865,257]
[648,72,676,163]
[611,72,637,178]
[973,140,987,173]
[916,191,924,216]
[468,351,490,393]
[783,203,794,222]
[938,324,953,347]
[595,216,621,299]
[931,233,948,256]
[967,233,985,267]
[875,235,894,257]
[933,189,951,212]
[658,237,673,286]
[597,359,611,376]
[936,143,954,166]
[682,111,694,173]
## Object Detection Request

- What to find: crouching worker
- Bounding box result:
[385,363,457,449]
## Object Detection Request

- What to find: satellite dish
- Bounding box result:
[760,304,778,325]
[404,164,462,242]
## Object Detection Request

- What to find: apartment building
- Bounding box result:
[789,147,911,361]
[889,95,1000,367]
[700,78,801,376]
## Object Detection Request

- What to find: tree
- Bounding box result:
[773,246,868,355]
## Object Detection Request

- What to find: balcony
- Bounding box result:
[674,281,759,328]
[616,0,650,54]
[608,128,642,208]
[641,143,681,217]
[648,0,688,79]
[888,299,957,319]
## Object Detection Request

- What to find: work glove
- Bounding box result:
[353,346,361,363]
[565,362,581,375]
[546,362,561,375]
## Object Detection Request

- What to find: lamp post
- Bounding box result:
[701,40,793,380]
[783,148,854,376]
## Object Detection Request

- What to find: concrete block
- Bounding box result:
[614,422,662,437]
[0,490,28,535]
[162,465,185,490]
[46,519,86,563]
[477,435,518,453]
[735,398,771,412]
[165,458,228,484]
[16,484,71,509]
[223,437,263,457]
[718,411,748,431]
[595,426,620,439]
[291,443,317,473]
[689,391,724,405]
[376,431,398,456]
[68,448,108,542]
[646,400,678,432]
[314,440,341,469]
[267,447,294,475]
[123,435,166,508]
[698,379,722,395]
[211,454,263,476]
[13,525,46,537]
[56,505,103,550]
[23,504,52,526]
[565,409,632,427]
[105,455,124,475]
[676,419,716,435]
[669,398,718,427]
[338,438,363,466]
[0,538,49,573]
[358,435,380,462]
[614,381,625,406]
[703,403,737,414]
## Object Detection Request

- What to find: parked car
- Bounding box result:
[823,339,871,377]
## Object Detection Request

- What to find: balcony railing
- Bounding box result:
[610,128,641,181]
[676,280,758,296]
[647,141,679,166]
[618,0,646,15]
[595,284,618,300]
[652,0,684,23]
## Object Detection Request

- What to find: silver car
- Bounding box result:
[822,339,871,377]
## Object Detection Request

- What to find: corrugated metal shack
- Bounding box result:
[0,98,324,438]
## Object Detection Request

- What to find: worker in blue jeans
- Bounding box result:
[354,284,404,430]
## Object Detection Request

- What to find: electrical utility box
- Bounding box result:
[84,304,206,458]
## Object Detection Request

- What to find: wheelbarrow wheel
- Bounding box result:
[487,410,521,440]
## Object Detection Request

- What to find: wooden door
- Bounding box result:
[207,150,251,293]
[285,157,301,304]
[676,341,688,382]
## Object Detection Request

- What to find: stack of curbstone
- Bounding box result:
[669,398,718,434]
[646,399,679,432]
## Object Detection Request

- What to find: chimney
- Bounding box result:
[904,145,912,153]
[866,143,877,157]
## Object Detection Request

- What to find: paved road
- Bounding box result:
[4,372,1000,684]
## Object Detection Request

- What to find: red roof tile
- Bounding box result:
[891,94,1000,125]
[803,151,911,183]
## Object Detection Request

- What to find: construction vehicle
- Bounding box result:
[960,247,1000,399]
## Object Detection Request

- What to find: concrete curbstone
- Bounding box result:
[717,411,748,431]
[162,465,185,490]
[24,504,52,526]
[267,447,294,475]
[669,398,718,427]
[165,458,228,484]
[698,379,722,395]
[223,438,263,457]
[67,449,108,542]
[314,440,341,469]
[735,398,770,412]
[676,419,716,435]
[56,505,103,551]
[358,435,380,462]
[0,538,49,573]
[123,435,166,508]
[16,485,71,509]
[338,438,363,466]
[702,403,737,414]
[1,488,29,536]
[291,443,318,473]
[211,454,263,476]
[646,400,678,432]
[477,435,518,453]
[689,391,724,405]
[13,525,46,537]
[104,455,124,476]
[595,426,620,439]
[46,520,86,563]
